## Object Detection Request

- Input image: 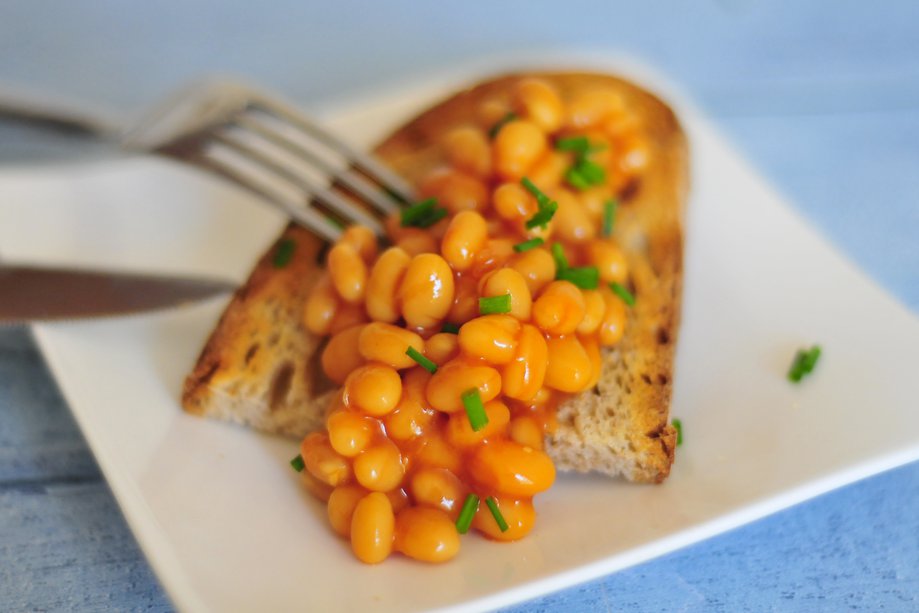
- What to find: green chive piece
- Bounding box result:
[401,197,448,228]
[462,388,489,432]
[406,346,437,374]
[788,345,822,383]
[479,294,511,315]
[566,159,606,190]
[273,239,297,268]
[610,281,636,306]
[521,177,553,208]
[551,242,569,271]
[557,266,600,289]
[565,166,591,190]
[290,454,305,472]
[441,322,460,334]
[556,135,591,153]
[603,199,618,237]
[513,237,545,253]
[456,493,480,534]
[485,497,509,532]
[524,201,558,229]
[488,112,518,139]
[672,419,683,446]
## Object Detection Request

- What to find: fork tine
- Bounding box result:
[211,131,386,236]
[197,152,344,243]
[248,94,417,203]
[234,114,399,216]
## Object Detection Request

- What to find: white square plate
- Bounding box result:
[2,56,918,612]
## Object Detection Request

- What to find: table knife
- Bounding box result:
[0,265,236,324]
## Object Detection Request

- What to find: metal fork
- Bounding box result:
[2,79,416,242]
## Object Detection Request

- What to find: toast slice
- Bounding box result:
[182,71,687,483]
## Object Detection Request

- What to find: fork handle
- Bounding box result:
[0,87,120,139]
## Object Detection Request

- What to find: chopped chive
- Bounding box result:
[441,322,460,334]
[406,346,437,374]
[524,201,557,229]
[610,281,636,306]
[566,159,606,190]
[555,135,590,153]
[456,493,480,534]
[521,177,553,209]
[603,199,618,237]
[485,497,509,532]
[551,242,569,271]
[488,112,518,139]
[273,239,297,268]
[513,237,545,253]
[461,388,489,432]
[401,197,448,228]
[479,294,511,315]
[557,266,600,289]
[290,454,305,472]
[672,419,683,446]
[788,345,822,383]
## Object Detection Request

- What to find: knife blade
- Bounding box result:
[0,265,236,324]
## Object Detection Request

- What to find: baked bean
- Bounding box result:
[468,439,555,496]
[472,495,535,541]
[617,134,649,174]
[300,470,334,502]
[340,225,378,263]
[441,210,488,272]
[420,168,488,214]
[509,248,556,295]
[493,182,537,222]
[343,363,402,416]
[588,239,628,284]
[300,432,352,487]
[358,322,424,369]
[384,367,436,441]
[471,238,515,278]
[581,334,603,389]
[551,188,595,243]
[350,492,394,564]
[327,409,377,458]
[598,287,627,346]
[526,150,571,191]
[533,280,585,335]
[446,272,479,324]
[493,119,547,180]
[501,323,548,402]
[424,333,459,366]
[578,185,615,220]
[411,431,463,474]
[508,416,543,450]
[353,439,405,492]
[396,227,440,256]
[328,241,367,304]
[443,126,492,178]
[458,315,520,365]
[477,97,513,131]
[565,89,624,130]
[321,324,366,385]
[394,507,460,563]
[544,335,592,393]
[400,253,455,330]
[409,467,467,518]
[513,78,564,133]
[445,399,511,447]
[387,487,410,513]
[365,247,410,323]
[426,359,502,413]
[479,268,532,321]
[328,302,368,335]
[303,274,338,335]
[328,484,367,537]
[577,290,605,335]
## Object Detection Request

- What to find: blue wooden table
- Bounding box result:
[1,2,917,610]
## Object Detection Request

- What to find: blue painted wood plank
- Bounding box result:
[0,328,100,484]
[0,481,172,612]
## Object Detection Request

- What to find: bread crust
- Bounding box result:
[182,71,687,482]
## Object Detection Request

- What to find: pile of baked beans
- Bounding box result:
[297,78,647,563]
